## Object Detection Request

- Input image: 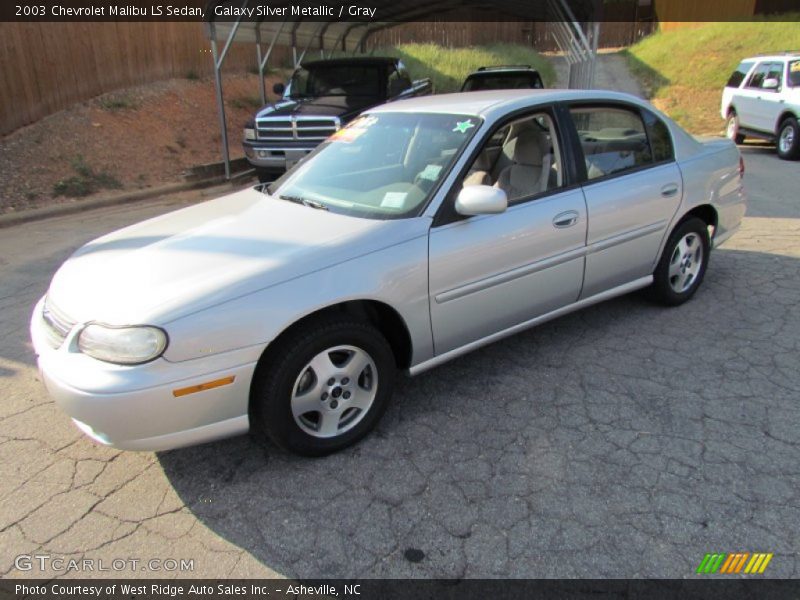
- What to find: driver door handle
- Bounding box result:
[553,211,579,228]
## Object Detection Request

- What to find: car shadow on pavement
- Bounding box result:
[158,247,800,579]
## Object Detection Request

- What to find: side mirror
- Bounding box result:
[272,82,286,96]
[763,77,780,90]
[455,185,508,216]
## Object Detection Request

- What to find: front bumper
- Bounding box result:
[243,140,316,171]
[30,297,257,451]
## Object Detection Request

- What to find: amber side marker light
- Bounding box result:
[173,376,235,397]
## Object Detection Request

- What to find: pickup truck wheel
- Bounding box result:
[726,112,745,145]
[252,317,395,456]
[649,218,710,306]
[777,117,800,160]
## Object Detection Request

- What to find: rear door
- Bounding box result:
[565,103,682,299]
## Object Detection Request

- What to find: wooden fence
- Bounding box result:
[0,22,292,136]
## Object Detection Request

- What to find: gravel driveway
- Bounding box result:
[1,147,798,579]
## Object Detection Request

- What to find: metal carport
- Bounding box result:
[204,0,602,178]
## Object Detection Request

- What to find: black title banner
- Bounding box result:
[3,0,800,23]
[3,580,800,600]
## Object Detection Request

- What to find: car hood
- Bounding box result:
[47,187,425,325]
[256,95,378,121]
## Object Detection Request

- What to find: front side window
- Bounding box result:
[764,62,784,90]
[789,60,800,87]
[726,61,754,88]
[462,73,542,91]
[267,112,481,219]
[570,106,652,180]
[460,111,563,204]
[746,62,770,89]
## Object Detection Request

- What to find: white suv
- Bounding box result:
[721,53,800,160]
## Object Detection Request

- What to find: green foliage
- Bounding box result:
[186,69,200,81]
[624,16,800,132]
[370,43,556,93]
[53,156,122,198]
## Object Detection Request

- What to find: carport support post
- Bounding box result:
[255,24,266,106]
[210,31,230,181]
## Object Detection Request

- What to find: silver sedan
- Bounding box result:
[30,90,746,456]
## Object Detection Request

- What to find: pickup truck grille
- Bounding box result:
[41,298,76,349]
[256,116,340,142]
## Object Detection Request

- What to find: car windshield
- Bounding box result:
[286,65,382,97]
[267,112,482,219]
[789,60,800,87]
[462,73,541,91]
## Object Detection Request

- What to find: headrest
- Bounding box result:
[471,152,492,171]
[513,129,545,167]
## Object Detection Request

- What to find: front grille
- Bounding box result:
[256,116,340,141]
[41,298,76,349]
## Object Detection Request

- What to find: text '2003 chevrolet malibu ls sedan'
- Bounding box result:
[31,90,746,456]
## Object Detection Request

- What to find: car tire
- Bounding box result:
[251,317,395,456]
[726,111,745,145]
[776,116,800,160]
[648,217,710,307]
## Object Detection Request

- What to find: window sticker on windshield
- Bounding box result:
[330,127,366,143]
[453,119,476,133]
[352,115,378,129]
[418,164,443,181]
[380,192,407,208]
[791,61,800,72]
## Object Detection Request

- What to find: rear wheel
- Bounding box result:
[251,317,395,456]
[726,111,745,145]
[776,117,800,160]
[649,218,710,306]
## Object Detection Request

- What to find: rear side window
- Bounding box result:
[642,109,674,163]
[727,61,754,88]
[569,106,653,180]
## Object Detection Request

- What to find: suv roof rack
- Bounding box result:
[477,65,533,71]
[751,51,800,57]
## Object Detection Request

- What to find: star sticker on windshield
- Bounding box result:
[453,119,475,133]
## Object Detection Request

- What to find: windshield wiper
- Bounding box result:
[278,194,328,211]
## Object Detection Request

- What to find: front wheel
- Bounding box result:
[251,317,395,456]
[777,117,800,160]
[726,112,745,145]
[648,218,710,306]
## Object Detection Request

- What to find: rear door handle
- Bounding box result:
[661,184,680,198]
[553,210,579,228]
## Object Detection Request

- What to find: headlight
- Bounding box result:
[78,324,168,365]
[244,127,256,141]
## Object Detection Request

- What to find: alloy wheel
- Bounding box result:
[668,232,704,293]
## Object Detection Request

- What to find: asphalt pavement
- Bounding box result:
[0,147,798,579]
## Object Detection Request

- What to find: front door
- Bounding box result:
[428,109,587,355]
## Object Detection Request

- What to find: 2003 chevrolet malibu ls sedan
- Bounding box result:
[31,90,746,456]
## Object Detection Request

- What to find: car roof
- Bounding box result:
[743,54,800,61]
[301,57,397,69]
[368,89,653,119]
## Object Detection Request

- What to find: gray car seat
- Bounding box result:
[493,129,552,200]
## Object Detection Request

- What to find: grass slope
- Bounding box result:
[624,16,800,133]
[371,43,556,93]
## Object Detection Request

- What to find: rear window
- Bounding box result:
[726,61,754,88]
